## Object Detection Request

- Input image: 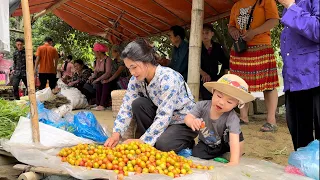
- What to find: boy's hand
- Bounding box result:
[225,161,239,166]
[186,118,203,131]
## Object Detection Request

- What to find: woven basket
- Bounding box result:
[111,90,126,118]
[111,90,136,140]
[0,86,14,100]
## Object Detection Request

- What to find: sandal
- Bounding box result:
[260,123,278,132]
[240,119,249,125]
[91,106,105,111]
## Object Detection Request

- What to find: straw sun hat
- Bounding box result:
[204,74,255,104]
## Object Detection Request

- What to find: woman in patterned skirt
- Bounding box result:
[228,0,279,132]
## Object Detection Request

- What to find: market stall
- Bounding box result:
[1,0,318,180]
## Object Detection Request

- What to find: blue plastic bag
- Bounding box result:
[35,102,75,133]
[288,140,319,180]
[73,111,108,143]
[178,148,192,158]
[33,102,108,143]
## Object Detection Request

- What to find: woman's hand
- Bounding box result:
[242,29,257,42]
[278,0,295,8]
[87,76,94,83]
[229,27,241,40]
[68,82,75,86]
[102,79,110,84]
[104,132,120,148]
[123,139,144,144]
[92,79,99,84]
[201,72,211,83]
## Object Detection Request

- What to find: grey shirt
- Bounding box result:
[190,100,242,147]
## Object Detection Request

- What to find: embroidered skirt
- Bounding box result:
[230,45,279,92]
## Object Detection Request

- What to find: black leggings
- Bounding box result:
[285,86,320,150]
[131,97,198,153]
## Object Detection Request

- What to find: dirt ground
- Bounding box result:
[92,110,293,166]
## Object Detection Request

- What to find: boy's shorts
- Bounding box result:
[192,132,244,160]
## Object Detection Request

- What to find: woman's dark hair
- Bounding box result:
[121,38,157,65]
[74,59,84,66]
[170,25,186,40]
[67,55,73,60]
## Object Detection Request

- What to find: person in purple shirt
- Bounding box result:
[279,0,320,150]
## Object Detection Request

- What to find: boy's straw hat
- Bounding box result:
[204,74,255,104]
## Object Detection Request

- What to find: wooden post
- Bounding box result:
[187,0,204,101]
[21,0,40,143]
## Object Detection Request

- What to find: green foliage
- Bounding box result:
[9,14,108,66]
[31,14,108,66]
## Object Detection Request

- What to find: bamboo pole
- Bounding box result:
[187,0,204,101]
[21,0,40,143]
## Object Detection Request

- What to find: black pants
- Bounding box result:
[192,132,244,159]
[132,97,198,153]
[285,86,320,150]
[12,74,27,100]
[39,73,57,90]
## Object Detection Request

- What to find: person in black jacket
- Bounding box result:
[12,38,27,100]
[200,24,229,100]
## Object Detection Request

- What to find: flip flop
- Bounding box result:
[260,122,278,132]
[240,119,249,125]
[91,106,105,111]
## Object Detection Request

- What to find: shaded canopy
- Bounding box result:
[12,0,237,44]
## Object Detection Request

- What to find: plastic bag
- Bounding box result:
[178,148,192,158]
[73,111,108,143]
[36,87,54,102]
[288,140,319,180]
[6,117,93,148]
[57,79,88,109]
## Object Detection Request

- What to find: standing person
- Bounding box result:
[87,43,112,111]
[104,39,197,152]
[34,37,59,90]
[228,0,280,131]
[61,55,74,78]
[279,0,320,150]
[200,24,229,100]
[168,25,189,81]
[12,38,27,100]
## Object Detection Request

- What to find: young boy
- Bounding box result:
[185,74,255,165]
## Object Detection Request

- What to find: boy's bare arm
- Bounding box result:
[228,133,241,166]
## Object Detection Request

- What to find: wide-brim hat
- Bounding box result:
[204,74,255,104]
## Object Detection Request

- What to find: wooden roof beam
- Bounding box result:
[116,0,171,27]
[85,0,150,36]
[71,1,139,38]
[103,2,162,33]
[31,0,71,23]
[62,4,131,40]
